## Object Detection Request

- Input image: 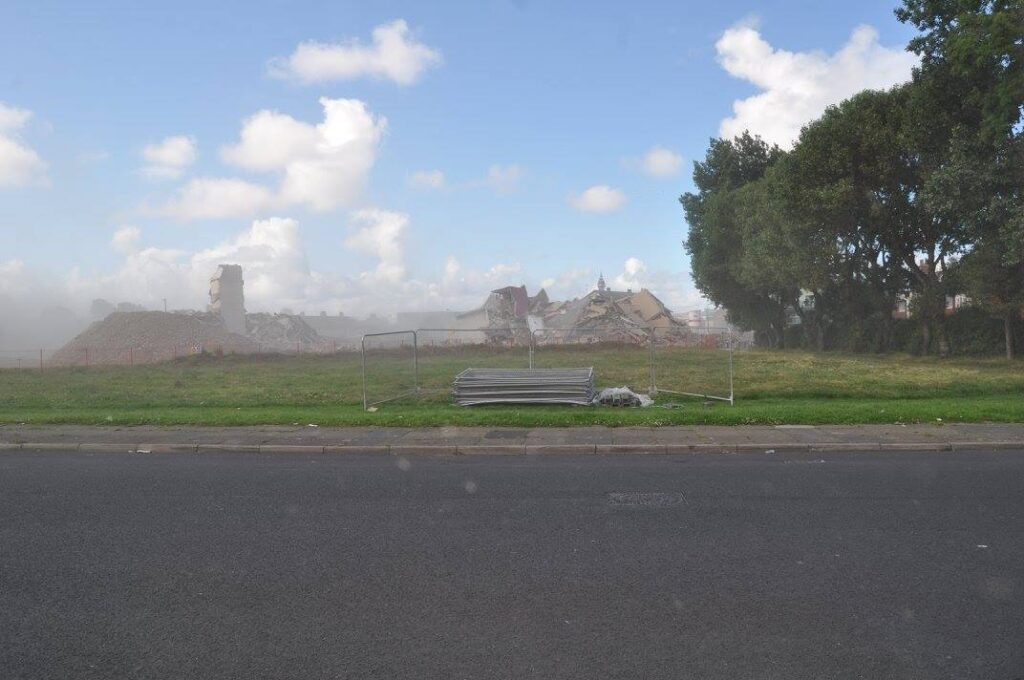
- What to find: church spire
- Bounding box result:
[597,272,606,292]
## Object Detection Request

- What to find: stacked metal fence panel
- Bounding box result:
[453,368,595,406]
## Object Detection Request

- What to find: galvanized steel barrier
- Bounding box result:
[359,325,738,410]
[360,330,419,410]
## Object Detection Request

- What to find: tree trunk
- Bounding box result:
[816,322,825,352]
[921,321,931,355]
[1005,314,1015,360]
[936,315,950,358]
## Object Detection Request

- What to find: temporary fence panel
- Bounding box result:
[360,331,418,409]
[530,326,655,395]
[651,326,735,404]
[414,328,529,397]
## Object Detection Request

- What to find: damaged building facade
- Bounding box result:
[455,275,692,344]
[208,264,246,336]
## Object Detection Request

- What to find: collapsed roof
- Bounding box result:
[458,276,691,344]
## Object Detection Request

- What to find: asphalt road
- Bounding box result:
[1,449,1022,680]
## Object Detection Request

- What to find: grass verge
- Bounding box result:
[2,347,1022,426]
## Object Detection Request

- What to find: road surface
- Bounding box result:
[1,449,1022,679]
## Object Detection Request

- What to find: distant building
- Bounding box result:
[208,264,246,335]
[458,276,691,344]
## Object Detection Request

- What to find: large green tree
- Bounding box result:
[681,134,787,346]
[898,0,1024,357]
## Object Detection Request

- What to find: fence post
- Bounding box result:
[84,347,89,367]
[648,328,656,395]
[728,332,735,406]
[529,330,535,369]
[360,336,368,410]
[129,347,134,367]
[413,331,420,395]
[39,349,44,372]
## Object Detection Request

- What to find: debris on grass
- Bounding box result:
[593,387,652,407]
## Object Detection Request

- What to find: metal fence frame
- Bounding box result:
[413,327,527,396]
[360,330,419,410]
[650,327,735,405]
[359,324,738,410]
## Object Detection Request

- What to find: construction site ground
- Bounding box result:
[3,348,1024,426]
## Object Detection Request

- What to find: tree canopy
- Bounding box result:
[682,0,1024,357]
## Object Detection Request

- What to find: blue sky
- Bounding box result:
[0,0,919,317]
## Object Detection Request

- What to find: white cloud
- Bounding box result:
[270,19,442,86]
[160,98,385,219]
[220,110,319,172]
[609,257,705,311]
[0,103,32,131]
[65,240,190,318]
[484,164,524,193]
[0,259,27,295]
[613,256,648,290]
[344,208,409,284]
[540,268,593,299]
[162,177,277,220]
[140,135,197,180]
[191,217,312,304]
[409,169,445,190]
[68,219,313,314]
[641,146,682,177]
[111,226,142,255]
[441,255,521,292]
[716,23,917,148]
[569,185,626,213]
[0,102,47,188]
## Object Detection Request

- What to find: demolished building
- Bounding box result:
[51,264,328,365]
[209,264,246,335]
[456,274,692,345]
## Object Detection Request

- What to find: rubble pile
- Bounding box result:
[460,274,694,346]
[50,265,337,365]
[246,313,323,351]
[51,310,329,365]
[50,311,258,366]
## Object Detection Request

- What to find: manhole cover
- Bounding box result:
[608,492,685,507]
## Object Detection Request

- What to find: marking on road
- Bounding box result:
[608,492,685,507]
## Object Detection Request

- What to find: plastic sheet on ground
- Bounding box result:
[592,386,653,408]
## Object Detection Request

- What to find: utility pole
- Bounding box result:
[163,298,168,313]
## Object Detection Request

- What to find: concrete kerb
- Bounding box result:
[324,445,389,455]
[196,444,260,454]
[951,440,1024,451]
[390,444,458,456]
[457,444,527,456]
[0,440,1021,455]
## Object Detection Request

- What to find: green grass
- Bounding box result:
[2,345,1023,426]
